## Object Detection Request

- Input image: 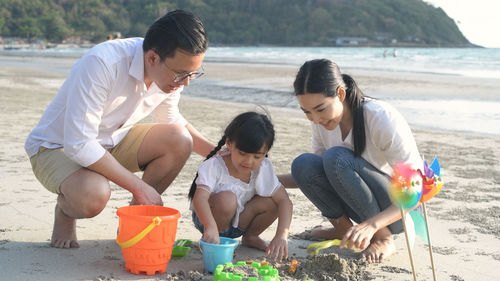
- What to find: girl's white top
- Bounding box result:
[195,154,281,228]
[311,99,424,175]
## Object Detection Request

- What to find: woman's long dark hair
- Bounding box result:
[293,59,366,157]
[188,111,275,200]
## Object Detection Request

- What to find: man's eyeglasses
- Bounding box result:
[163,61,204,83]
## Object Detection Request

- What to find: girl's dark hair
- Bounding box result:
[143,9,208,60]
[293,59,366,157]
[188,111,275,200]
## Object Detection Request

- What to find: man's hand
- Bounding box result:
[87,151,163,206]
[133,183,163,206]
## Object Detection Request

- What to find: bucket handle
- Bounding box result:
[116,216,162,248]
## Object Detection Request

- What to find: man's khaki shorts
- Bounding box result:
[29,123,156,194]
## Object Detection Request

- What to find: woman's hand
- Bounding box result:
[341,221,377,250]
[266,235,288,261]
[341,205,403,250]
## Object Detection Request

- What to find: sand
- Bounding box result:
[0,55,499,281]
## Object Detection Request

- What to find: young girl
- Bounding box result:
[188,111,293,261]
[279,59,424,263]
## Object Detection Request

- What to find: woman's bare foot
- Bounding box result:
[51,204,79,248]
[310,216,353,240]
[361,237,395,263]
[309,226,334,240]
[242,235,268,251]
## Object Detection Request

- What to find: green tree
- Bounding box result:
[0,0,471,46]
[40,14,72,42]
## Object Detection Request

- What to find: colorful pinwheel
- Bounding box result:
[389,158,443,281]
[389,162,423,209]
[418,157,442,281]
[420,158,443,203]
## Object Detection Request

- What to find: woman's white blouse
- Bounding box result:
[311,99,424,176]
[195,154,281,228]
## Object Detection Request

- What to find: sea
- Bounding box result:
[1,46,499,136]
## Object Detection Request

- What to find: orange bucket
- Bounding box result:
[116,205,180,275]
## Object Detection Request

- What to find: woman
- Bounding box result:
[279,59,423,263]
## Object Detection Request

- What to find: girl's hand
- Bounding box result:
[266,236,288,262]
[202,226,220,244]
[341,221,377,250]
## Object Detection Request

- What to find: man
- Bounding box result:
[25,10,214,248]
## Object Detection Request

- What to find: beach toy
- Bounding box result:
[116,205,180,275]
[176,238,192,247]
[389,163,422,281]
[172,239,192,257]
[417,157,443,281]
[419,158,443,203]
[306,239,341,255]
[213,261,279,281]
[288,259,298,274]
[389,163,423,209]
[389,159,444,281]
[199,237,239,273]
[306,239,358,255]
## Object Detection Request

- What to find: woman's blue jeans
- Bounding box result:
[291,146,403,234]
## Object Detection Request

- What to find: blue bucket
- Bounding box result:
[199,237,238,273]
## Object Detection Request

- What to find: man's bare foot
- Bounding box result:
[242,235,268,251]
[360,237,395,263]
[51,204,79,248]
[310,216,353,240]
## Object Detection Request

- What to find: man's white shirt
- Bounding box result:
[25,38,187,167]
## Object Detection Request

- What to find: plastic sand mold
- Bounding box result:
[172,239,192,257]
[213,261,279,281]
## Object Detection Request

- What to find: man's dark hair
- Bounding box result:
[143,10,208,60]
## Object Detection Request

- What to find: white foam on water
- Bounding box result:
[387,99,500,135]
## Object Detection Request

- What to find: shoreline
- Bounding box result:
[189,62,500,136]
[1,54,499,137]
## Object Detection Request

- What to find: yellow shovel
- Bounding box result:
[307,239,355,255]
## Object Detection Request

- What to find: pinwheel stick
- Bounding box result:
[400,209,418,281]
[422,203,437,281]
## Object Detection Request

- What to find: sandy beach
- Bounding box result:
[0,55,499,281]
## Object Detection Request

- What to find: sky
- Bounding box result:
[424,0,500,48]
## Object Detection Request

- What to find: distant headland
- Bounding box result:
[0,0,476,48]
